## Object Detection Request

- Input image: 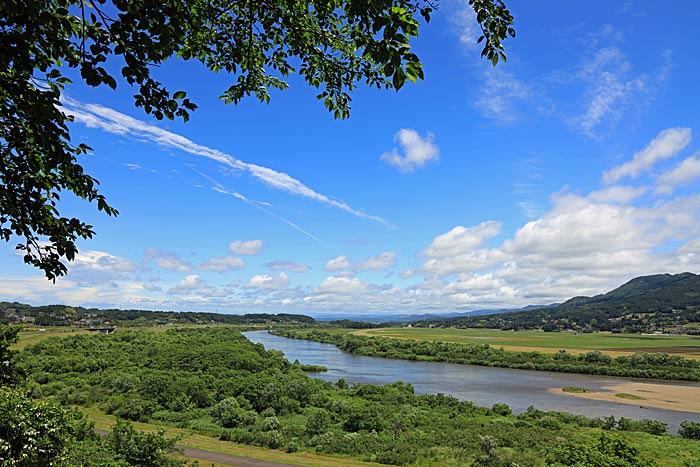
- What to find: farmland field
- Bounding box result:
[354,327,700,358]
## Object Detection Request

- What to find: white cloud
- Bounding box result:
[422,221,501,258]
[324,255,351,272]
[574,47,648,137]
[588,185,648,204]
[63,98,388,225]
[265,260,311,272]
[447,273,509,294]
[73,250,138,272]
[603,127,692,184]
[418,221,505,276]
[422,249,508,276]
[229,240,264,256]
[448,0,480,50]
[142,282,162,291]
[655,153,700,195]
[198,256,246,272]
[167,275,208,294]
[144,248,191,272]
[399,269,415,279]
[0,275,158,308]
[316,276,368,295]
[244,272,289,290]
[165,275,234,297]
[324,251,397,272]
[503,193,655,258]
[476,69,533,124]
[357,251,397,271]
[380,129,439,173]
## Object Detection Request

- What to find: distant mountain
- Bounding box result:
[314,304,557,324]
[413,272,700,332]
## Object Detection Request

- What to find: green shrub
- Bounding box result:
[490,403,512,416]
[679,421,700,439]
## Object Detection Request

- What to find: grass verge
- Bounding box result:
[80,406,382,467]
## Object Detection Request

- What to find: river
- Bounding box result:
[244,330,700,432]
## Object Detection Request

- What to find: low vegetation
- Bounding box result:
[5,325,700,466]
[616,393,647,401]
[562,387,591,393]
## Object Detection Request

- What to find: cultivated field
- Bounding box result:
[354,327,700,359]
[12,326,82,349]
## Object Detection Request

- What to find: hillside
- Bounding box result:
[0,301,315,327]
[414,272,700,332]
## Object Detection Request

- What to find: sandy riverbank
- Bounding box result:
[551,381,700,413]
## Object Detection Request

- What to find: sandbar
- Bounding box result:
[551,381,700,413]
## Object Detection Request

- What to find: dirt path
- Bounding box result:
[178,445,304,467]
[95,430,304,467]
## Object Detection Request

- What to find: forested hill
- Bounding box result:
[0,301,315,327]
[414,272,700,332]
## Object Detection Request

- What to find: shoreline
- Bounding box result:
[551,381,700,413]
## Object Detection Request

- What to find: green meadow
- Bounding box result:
[356,327,700,358]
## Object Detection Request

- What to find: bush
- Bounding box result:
[262,416,281,432]
[307,409,331,435]
[255,430,283,449]
[679,421,700,439]
[106,395,152,422]
[637,419,667,436]
[490,403,512,416]
[536,416,563,431]
[212,397,254,428]
[546,434,657,467]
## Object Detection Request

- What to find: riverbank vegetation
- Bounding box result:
[273,329,700,381]
[5,325,700,466]
[353,327,700,358]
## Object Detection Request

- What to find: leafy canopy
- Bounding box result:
[0,0,514,280]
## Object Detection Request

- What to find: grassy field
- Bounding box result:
[12,326,83,349]
[354,327,700,358]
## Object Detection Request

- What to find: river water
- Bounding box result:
[244,330,700,432]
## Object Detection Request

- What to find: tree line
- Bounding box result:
[0,301,315,326]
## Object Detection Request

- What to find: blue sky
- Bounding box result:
[3,0,700,316]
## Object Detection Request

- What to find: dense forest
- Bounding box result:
[5,325,700,466]
[273,329,700,381]
[415,273,700,332]
[0,301,315,327]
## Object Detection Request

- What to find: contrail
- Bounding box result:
[62,97,389,226]
[186,165,325,245]
[212,186,326,246]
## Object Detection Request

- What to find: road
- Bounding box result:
[178,445,305,467]
[95,429,305,467]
